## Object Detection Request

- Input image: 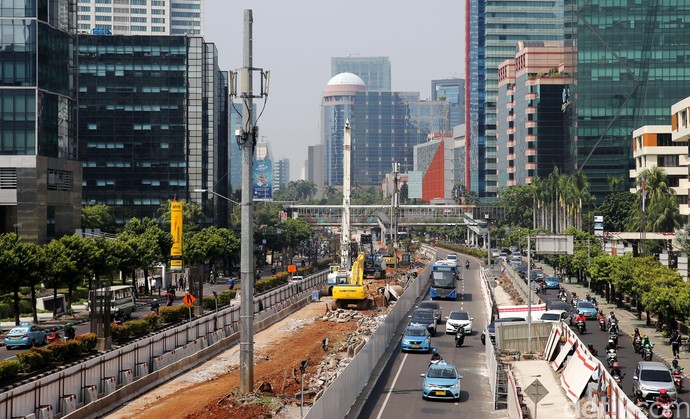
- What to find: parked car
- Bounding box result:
[632,361,677,402]
[543,275,561,289]
[418,301,443,324]
[409,309,438,336]
[421,363,462,401]
[4,323,47,349]
[401,325,431,353]
[445,310,473,334]
[539,310,568,323]
[481,317,525,345]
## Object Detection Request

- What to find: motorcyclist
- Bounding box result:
[672,359,683,373]
[150,298,160,314]
[632,327,642,341]
[575,312,587,331]
[465,259,470,269]
[455,326,466,347]
[641,335,654,358]
[114,308,125,325]
[656,388,673,406]
[430,348,443,363]
[587,343,598,356]
[605,338,617,352]
[607,311,617,328]
[64,322,76,340]
[634,390,646,409]
[608,320,619,335]
[610,361,623,379]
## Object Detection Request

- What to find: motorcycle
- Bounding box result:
[633,336,642,353]
[673,368,684,391]
[609,331,619,348]
[465,261,470,270]
[455,329,465,347]
[577,321,586,335]
[611,371,623,385]
[656,400,675,418]
[598,316,606,331]
[46,330,60,344]
[642,347,653,361]
[606,349,618,367]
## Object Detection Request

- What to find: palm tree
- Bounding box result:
[627,167,683,233]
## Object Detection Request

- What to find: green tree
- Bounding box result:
[280,219,313,263]
[44,239,79,317]
[498,184,534,228]
[81,204,117,233]
[597,191,636,232]
[157,200,205,233]
[628,167,683,233]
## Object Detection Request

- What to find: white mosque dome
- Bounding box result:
[326,72,366,87]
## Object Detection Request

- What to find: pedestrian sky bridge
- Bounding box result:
[285,204,480,228]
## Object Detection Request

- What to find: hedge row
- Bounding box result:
[435,241,487,260]
[9,333,97,375]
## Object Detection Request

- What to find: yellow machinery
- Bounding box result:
[332,253,372,310]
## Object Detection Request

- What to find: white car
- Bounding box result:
[445,310,473,334]
[289,275,304,283]
[539,310,568,323]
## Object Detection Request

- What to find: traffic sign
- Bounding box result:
[182,293,196,307]
[287,264,297,273]
[524,378,548,404]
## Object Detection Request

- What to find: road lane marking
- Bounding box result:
[375,352,408,419]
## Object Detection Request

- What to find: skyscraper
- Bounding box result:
[467,0,565,198]
[77,0,204,36]
[566,1,690,199]
[78,35,227,225]
[432,79,466,128]
[0,0,81,242]
[273,159,290,192]
[331,57,391,92]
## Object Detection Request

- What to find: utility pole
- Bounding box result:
[392,162,400,269]
[234,9,269,394]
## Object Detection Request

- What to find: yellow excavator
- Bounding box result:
[331,253,373,310]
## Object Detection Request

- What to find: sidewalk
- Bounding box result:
[539,264,689,373]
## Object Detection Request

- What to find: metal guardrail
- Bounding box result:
[0,271,328,418]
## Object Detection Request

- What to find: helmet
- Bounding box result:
[608,339,614,345]
[673,359,679,367]
[635,328,639,333]
[66,322,73,327]
[660,389,668,395]
[613,362,619,368]
[579,312,583,315]
[431,348,437,354]
[635,390,643,398]
[588,343,594,349]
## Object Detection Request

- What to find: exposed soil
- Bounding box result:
[108,301,358,419]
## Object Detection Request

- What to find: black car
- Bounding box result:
[516,263,528,279]
[409,308,438,336]
[546,300,571,311]
[481,317,525,345]
[418,300,442,323]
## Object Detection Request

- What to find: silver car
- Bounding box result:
[632,361,677,401]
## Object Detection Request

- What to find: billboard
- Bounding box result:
[407,171,422,199]
[253,159,273,201]
[170,200,183,271]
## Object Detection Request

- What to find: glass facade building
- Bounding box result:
[467,0,565,198]
[0,0,81,242]
[77,0,203,36]
[273,159,290,192]
[566,0,690,199]
[331,57,391,92]
[432,78,466,128]
[78,35,227,225]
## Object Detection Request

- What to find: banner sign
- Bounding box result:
[253,159,273,201]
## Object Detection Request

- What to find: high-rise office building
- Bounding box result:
[432,79,465,128]
[467,0,564,198]
[273,159,290,192]
[497,41,573,188]
[0,0,81,242]
[322,73,449,187]
[77,0,203,36]
[331,57,391,92]
[306,145,325,198]
[566,1,690,199]
[78,35,227,225]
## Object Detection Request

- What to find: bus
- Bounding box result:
[430,262,458,300]
[87,285,137,318]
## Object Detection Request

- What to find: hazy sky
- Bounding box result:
[205,1,465,181]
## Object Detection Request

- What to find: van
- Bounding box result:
[87,285,137,318]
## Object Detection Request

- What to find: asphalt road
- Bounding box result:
[539,288,689,407]
[358,251,495,419]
